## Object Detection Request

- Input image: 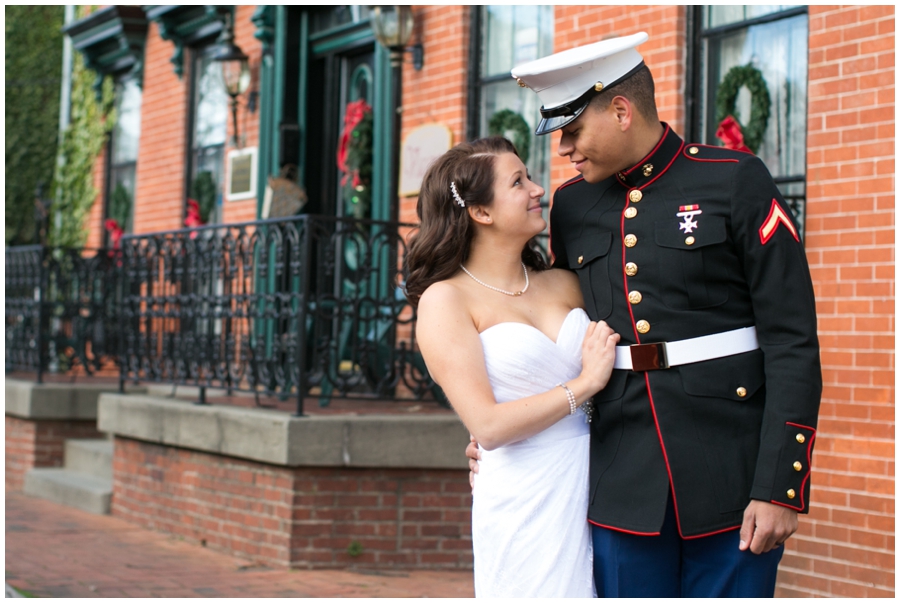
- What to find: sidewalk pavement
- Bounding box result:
[6,491,474,598]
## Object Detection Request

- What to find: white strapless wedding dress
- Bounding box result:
[472,308,595,598]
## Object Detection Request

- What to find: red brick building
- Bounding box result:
[62,5,892,597]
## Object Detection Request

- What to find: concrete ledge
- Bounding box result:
[5,379,146,420]
[23,468,112,515]
[98,393,469,470]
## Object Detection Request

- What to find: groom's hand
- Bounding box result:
[466,435,481,492]
[739,500,798,554]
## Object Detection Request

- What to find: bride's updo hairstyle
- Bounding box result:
[404,136,548,307]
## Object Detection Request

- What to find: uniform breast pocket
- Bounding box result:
[654,216,729,310]
[566,231,613,320]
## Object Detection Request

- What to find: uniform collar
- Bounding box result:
[615,123,684,189]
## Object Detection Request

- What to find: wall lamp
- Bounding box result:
[371,6,423,70]
[213,11,251,147]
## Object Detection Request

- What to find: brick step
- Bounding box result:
[22,468,111,515]
[65,438,113,480]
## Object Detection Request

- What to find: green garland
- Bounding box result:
[715,64,771,154]
[488,109,531,164]
[190,171,217,224]
[109,183,131,228]
[343,110,373,220]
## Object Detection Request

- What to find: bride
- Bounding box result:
[404,137,620,597]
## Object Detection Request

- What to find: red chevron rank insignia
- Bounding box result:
[759,199,799,245]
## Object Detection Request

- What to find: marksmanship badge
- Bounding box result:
[677,204,702,233]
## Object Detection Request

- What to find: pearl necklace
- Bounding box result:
[460,262,529,297]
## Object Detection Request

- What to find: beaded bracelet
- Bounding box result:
[558,383,577,415]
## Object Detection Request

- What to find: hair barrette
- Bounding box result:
[450,182,465,208]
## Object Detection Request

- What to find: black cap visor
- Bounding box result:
[533,61,646,136]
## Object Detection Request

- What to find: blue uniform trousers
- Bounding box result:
[592,495,784,597]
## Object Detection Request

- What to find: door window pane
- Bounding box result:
[190,48,228,225]
[478,6,554,217]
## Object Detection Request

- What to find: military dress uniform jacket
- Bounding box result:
[549,124,822,538]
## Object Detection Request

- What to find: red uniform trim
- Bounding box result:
[557,176,584,192]
[681,524,742,540]
[588,519,661,536]
[639,140,684,189]
[622,123,671,176]
[771,422,817,511]
[758,199,800,245]
[683,143,740,163]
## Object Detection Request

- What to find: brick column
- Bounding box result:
[778,5,895,598]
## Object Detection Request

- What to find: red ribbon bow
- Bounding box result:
[715,115,752,154]
[104,218,124,249]
[336,99,372,184]
[184,198,205,239]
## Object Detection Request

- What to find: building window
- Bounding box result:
[106,78,142,239]
[471,6,554,211]
[692,5,808,236]
[188,45,229,226]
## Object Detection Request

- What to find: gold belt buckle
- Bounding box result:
[630,342,669,371]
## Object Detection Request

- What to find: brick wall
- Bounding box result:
[112,437,473,569]
[776,5,895,598]
[5,416,104,490]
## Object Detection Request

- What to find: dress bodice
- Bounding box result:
[478,307,591,444]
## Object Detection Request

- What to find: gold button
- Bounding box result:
[689,147,699,155]
[625,262,638,277]
[685,236,695,245]
[594,81,604,92]
[517,78,527,88]
[628,291,642,304]
[786,489,796,499]
[793,461,803,472]
[629,189,643,203]
[624,207,638,219]
[578,255,584,265]
[796,434,806,444]
[624,234,637,248]
[636,320,650,334]
[642,164,653,177]
[736,387,747,398]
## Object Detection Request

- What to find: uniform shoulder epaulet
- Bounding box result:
[682,143,750,163]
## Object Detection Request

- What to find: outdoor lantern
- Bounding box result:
[371,6,423,70]
[212,11,251,146]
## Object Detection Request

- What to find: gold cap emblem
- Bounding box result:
[629,189,643,203]
[624,234,637,248]
[517,78,527,88]
[625,262,638,277]
[636,320,650,334]
[594,82,604,92]
[642,164,654,177]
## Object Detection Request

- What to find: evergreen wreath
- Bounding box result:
[715,64,771,154]
[488,109,531,164]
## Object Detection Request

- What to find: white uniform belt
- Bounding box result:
[614,326,759,371]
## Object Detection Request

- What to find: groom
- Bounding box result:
[467,32,822,597]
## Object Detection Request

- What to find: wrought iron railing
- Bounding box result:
[117,215,443,415]
[5,246,121,382]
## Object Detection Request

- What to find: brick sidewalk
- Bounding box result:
[6,491,474,598]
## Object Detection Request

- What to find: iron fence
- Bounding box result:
[5,246,120,382]
[117,215,443,415]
